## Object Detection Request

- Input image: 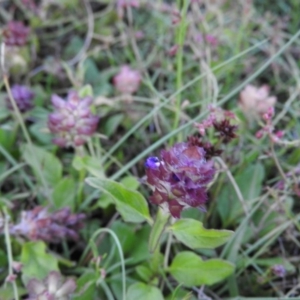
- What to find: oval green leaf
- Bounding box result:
[169,218,233,249]
[20,241,59,285]
[169,251,235,287]
[86,177,152,224]
[127,282,164,300]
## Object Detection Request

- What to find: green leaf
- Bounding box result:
[169,218,233,249]
[20,241,59,285]
[104,114,124,137]
[52,177,76,210]
[127,282,164,300]
[72,156,105,179]
[120,176,140,190]
[73,270,98,300]
[0,128,15,152]
[97,176,140,209]
[22,144,62,187]
[218,163,264,226]
[136,265,153,282]
[79,84,93,97]
[86,177,152,224]
[169,251,235,287]
[0,285,27,300]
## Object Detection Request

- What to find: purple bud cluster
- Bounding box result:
[10,206,85,243]
[7,85,34,112]
[271,264,286,278]
[48,91,99,147]
[145,142,215,218]
[26,271,76,300]
[3,21,30,47]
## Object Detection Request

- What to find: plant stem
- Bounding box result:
[3,208,19,300]
[270,141,287,182]
[149,208,170,253]
[1,43,51,203]
[164,232,173,269]
[172,0,189,144]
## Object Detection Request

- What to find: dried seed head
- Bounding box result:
[239,84,277,117]
[10,206,85,243]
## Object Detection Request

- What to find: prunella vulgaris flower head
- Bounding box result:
[239,84,277,116]
[3,21,30,47]
[48,91,99,147]
[145,142,215,218]
[7,85,34,112]
[113,65,141,95]
[26,271,76,300]
[10,206,85,243]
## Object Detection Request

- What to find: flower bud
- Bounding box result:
[113,66,141,95]
[12,261,23,273]
[271,264,286,277]
[7,85,34,112]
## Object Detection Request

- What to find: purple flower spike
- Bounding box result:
[10,206,85,243]
[7,85,34,112]
[48,91,99,148]
[145,142,215,218]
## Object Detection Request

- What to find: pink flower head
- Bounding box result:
[117,0,139,18]
[205,34,218,47]
[113,65,141,95]
[3,21,30,47]
[239,84,277,116]
[48,91,99,147]
[145,143,215,218]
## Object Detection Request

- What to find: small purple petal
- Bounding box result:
[145,157,161,169]
[51,94,66,108]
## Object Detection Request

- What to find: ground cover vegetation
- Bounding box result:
[1,0,300,299]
